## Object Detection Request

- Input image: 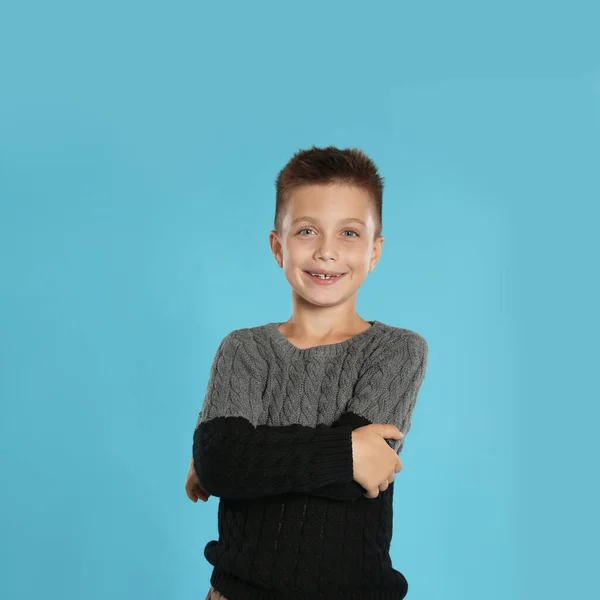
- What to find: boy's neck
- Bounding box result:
[278,315,372,346]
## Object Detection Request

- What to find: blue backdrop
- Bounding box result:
[1,1,598,598]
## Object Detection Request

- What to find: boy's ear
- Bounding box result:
[269,230,283,267]
[369,236,384,271]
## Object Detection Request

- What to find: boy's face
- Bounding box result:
[270,182,383,305]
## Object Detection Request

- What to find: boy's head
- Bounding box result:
[269,146,385,304]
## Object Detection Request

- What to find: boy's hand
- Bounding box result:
[351,424,404,499]
[185,457,211,502]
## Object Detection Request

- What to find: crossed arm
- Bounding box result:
[192,332,428,501]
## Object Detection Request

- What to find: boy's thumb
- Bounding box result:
[379,424,404,439]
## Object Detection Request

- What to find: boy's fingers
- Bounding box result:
[185,485,199,502]
[191,484,208,502]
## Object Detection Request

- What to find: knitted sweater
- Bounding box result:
[192,320,428,600]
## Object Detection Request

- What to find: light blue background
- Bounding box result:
[1,1,598,599]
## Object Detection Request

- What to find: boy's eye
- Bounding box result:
[297,228,359,237]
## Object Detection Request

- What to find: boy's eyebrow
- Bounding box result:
[291,216,367,227]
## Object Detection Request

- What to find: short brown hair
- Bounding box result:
[274,145,384,239]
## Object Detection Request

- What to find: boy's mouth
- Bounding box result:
[303,271,347,285]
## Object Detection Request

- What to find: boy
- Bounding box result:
[185,146,429,599]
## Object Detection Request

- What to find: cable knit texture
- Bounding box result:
[192,320,428,600]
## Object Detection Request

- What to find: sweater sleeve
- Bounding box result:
[344,332,428,455]
[307,333,429,500]
[192,333,356,500]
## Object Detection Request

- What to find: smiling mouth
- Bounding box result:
[303,271,348,283]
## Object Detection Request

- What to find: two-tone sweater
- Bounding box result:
[192,320,428,600]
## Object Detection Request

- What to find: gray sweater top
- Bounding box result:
[193,319,428,599]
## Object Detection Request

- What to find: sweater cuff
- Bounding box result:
[309,425,355,487]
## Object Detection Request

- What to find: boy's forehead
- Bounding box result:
[282,185,375,227]
[286,183,373,218]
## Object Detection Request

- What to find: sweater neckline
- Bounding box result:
[265,320,383,355]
